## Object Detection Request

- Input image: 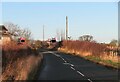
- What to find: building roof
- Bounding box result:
[0,25,8,31]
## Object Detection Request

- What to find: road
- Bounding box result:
[38,51,119,81]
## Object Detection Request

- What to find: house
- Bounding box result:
[0,25,12,45]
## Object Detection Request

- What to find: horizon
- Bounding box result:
[1,2,118,43]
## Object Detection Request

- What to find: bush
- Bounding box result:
[1,41,42,80]
[61,40,107,56]
[2,42,31,72]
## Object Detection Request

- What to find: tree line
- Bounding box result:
[4,22,119,47]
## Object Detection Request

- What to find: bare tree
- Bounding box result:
[109,39,118,47]
[79,35,93,42]
[4,22,32,40]
[20,28,32,40]
[4,22,20,35]
[61,29,65,41]
[56,29,60,41]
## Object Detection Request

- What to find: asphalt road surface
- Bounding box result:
[38,51,119,81]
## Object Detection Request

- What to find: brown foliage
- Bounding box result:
[59,40,119,67]
[1,41,42,80]
[61,40,107,56]
[2,41,32,73]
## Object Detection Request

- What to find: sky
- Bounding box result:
[1,1,119,43]
[1,0,120,2]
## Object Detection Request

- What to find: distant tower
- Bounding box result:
[66,16,68,40]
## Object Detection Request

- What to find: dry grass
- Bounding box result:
[2,55,42,80]
[1,41,43,80]
[58,40,120,68]
[59,40,107,56]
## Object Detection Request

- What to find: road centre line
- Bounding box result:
[61,57,65,60]
[55,54,61,57]
[88,79,93,82]
[43,52,66,63]
[43,51,93,82]
[42,52,49,54]
[63,63,74,67]
[77,71,85,77]
[51,52,67,62]
[42,51,53,54]
[51,52,61,57]
[44,51,93,82]
[64,60,67,63]
[70,67,75,70]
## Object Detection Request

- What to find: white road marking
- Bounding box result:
[77,71,85,77]
[49,52,68,63]
[88,79,93,82]
[59,57,67,63]
[55,54,61,57]
[70,64,74,67]
[61,57,64,60]
[63,63,74,67]
[42,51,53,54]
[61,58,65,61]
[50,52,61,57]
[42,52,48,54]
[71,67,75,70]
[43,51,93,82]
[64,60,67,63]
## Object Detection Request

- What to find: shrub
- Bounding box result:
[61,40,107,56]
[2,41,42,80]
[2,41,31,73]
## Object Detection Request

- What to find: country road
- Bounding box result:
[38,51,119,81]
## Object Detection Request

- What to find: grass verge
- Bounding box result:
[27,54,43,80]
[85,55,120,69]
[58,49,119,69]
[1,41,43,81]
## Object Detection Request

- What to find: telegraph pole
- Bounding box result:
[43,25,44,41]
[66,16,68,40]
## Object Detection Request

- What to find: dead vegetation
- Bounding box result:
[1,41,43,81]
[58,40,120,69]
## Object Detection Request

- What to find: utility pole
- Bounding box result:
[43,25,44,41]
[66,16,68,40]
